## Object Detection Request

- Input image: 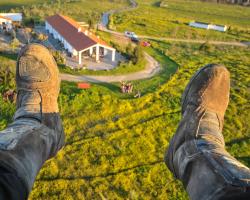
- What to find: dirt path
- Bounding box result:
[139,36,249,47]
[102,28,249,47]
[61,53,160,83]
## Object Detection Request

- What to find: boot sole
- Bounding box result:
[165,64,218,176]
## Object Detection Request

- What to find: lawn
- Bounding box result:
[59,58,147,76]
[0,41,249,199]
[2,0,129,23]
[0,0,49,11]
[111,0,250,41]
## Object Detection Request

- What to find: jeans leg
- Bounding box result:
[0,117,61,198]
[0,165,27,200]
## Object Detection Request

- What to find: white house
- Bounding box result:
[45,14,116,65]
[189,21,228,32]
[0,13,22,23]
[0,15,12,31]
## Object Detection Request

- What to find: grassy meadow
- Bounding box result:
[111,0,250,41]
[30,43,250,199]
[0,0,129,23]
[0,0,49,10]
[0,0,249,199]
[0,42,249,199]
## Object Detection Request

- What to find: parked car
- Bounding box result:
[131,36,140,43]
[124,31,138,39]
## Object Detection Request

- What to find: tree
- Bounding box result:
[23,28,32,44]
[10,38,20,52]
[37,33,48,41]
[87,12,101,30]
[133,45,143,64]
[126,43,134,59]
[51,50,66,65]
[10,29,16,39]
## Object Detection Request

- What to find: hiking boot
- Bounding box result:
[0,44,64,195]
[165,64,250,200]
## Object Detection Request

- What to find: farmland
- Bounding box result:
[0,0,249,199]
[0,42,249,199]
[0,0,129,22]
[27,43,250,199]
[0,0,49,10]
[111,0,250,41]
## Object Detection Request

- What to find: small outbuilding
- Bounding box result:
[0,13,22,25]
[189,21,228,32]
[0,15,12,31]
[45,14,116,65]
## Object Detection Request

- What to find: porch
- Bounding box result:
[77,44,116,65]
[66,49,125,71]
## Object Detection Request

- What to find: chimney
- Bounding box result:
[78,27,81,32]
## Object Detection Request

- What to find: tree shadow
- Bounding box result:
[235,156,250,167]
[226,136,250,146]
[60,81,82,96]
[152,1,162,7]
[0,52,18,61]
[94,82,121,93]
[38,160,163,181]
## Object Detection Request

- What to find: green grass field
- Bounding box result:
[111,0,250,41]
[0,42,249,199]
[59,59,147,76]
[0,0,49,11]
[0,0,129,23]
[0,0,249,199]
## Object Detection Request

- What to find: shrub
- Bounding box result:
[36,33,48,41]
[10,38,20,52]
[133,45,143,64]
[51,50,66,65]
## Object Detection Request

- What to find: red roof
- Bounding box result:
[46,14,112,51]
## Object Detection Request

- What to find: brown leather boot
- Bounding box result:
[0,44,64,196]
[165,64,250,200]
[14,43,64,157]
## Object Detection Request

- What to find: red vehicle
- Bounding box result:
[141,41,151,47]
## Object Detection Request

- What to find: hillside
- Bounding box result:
[31,44,249,200]
[0,0,249,199]
[0,0,129,23]
[0,42,249,199]
[111,0,250,41]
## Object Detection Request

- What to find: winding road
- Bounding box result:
[61,0,249,83]
[61,53,160,83]
[61,0,161,83]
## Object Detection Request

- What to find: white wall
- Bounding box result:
[0,18,11,24]
[45,21,77,55]
[208,24,228,32]
[0,18,12,31]
[0,13,22,22]
[189,22,209,29]
[189,21,227,32]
